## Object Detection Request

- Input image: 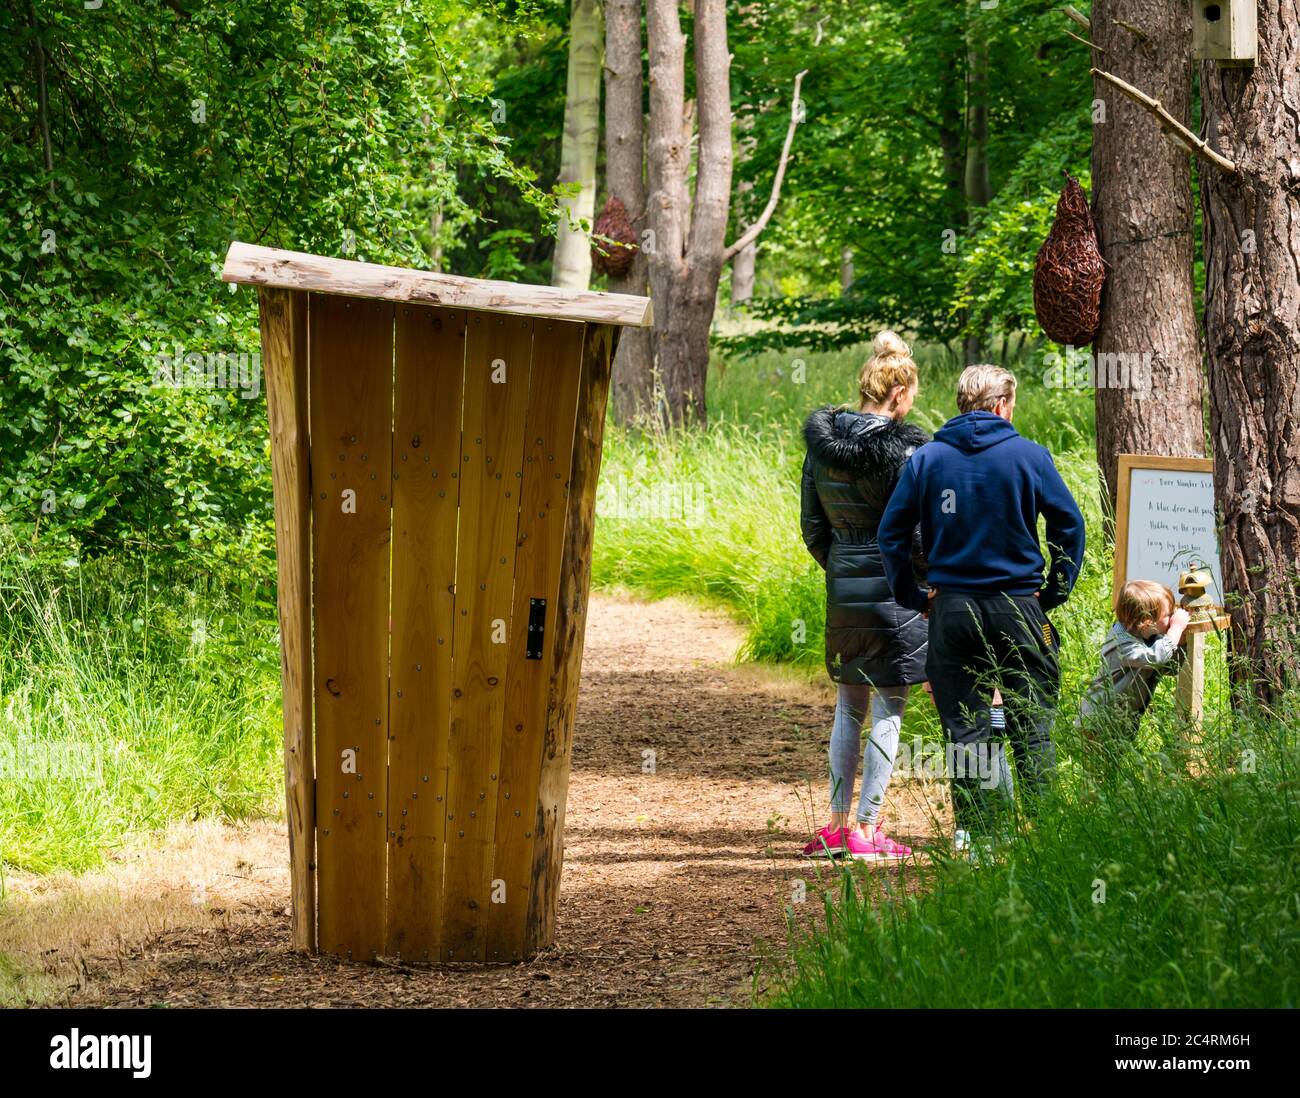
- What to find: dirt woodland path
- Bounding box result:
[15,594,949,1008]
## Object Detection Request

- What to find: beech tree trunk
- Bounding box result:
[645,0,732,428]
[1090,0,1205,513]
[731,177,756,305]
[731,237,755,304]
[604,0,654,424]
[552,0,603,289]
[1201,8,1300,701]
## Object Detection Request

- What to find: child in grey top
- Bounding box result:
[1078,579,1190,736]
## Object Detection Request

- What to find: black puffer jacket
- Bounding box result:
[801,406,930,686]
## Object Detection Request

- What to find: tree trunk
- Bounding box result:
[1090,1,1205,514]
[552,0,604,289]
[962,11,990,362]
[645,0,732,428]
[27,0,55,197]
[731,238,755,304]
[429,172,444,272]
[731,177,756,305]
[604,0,654,424]
[938,51,965,233]
[1201,9,1300,701]
[963,44,991,209]
[839,246,854,293]
[939,24,967,345]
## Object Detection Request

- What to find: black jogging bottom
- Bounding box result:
[926,589,1062,836]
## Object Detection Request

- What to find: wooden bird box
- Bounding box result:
[222,242,651,963]
[1192,1,1256,66]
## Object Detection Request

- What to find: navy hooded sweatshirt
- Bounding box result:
[877,411,1086,614]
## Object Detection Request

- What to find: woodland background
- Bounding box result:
[2,1,1296,1008]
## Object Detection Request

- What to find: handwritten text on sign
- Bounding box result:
[1125,469,1223,601]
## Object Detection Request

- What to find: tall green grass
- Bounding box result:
[767,702,1299,1008]
[0,551,281,874]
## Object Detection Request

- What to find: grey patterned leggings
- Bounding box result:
[828,682,910,825]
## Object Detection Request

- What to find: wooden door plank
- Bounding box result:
[310,293,394,961]
[484,320,586,961]
[258,287,315,953]
[525,324,618,954]
[387,305,466,960]
[441,313,534,960]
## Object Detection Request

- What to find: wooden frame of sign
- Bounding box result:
[1112,453,1230,734]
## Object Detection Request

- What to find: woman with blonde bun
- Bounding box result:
[799,331,928,860]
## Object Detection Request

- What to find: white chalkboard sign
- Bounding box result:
[1113,454,1224,606]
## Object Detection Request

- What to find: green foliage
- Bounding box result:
[446,15,570,283]
[1,0,554,569]
[725,0,1093,350]
[953,109,1093,343]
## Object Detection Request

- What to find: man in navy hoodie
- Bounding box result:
[878,365,1086,843]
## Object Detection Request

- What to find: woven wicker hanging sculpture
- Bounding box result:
[590,195,639,277]
[1033,172,1106,347]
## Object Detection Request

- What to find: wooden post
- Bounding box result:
[1175,616,1228,760]
[1176,629,1207,735]
[257,287,315,953]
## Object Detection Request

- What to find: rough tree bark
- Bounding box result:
[1201,7,1300,701]
[1089,0,1205,513]
[645,0,731,427]
[552,0,604,289]
[604,0,655,423]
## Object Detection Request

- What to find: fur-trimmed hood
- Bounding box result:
[803,405,930,479]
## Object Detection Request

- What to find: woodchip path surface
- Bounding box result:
[61,593,940,1008]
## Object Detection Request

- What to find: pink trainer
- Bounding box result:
[801,826,846,858]
[843,827,912,861]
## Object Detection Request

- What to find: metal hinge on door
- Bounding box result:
[526,598,546,659]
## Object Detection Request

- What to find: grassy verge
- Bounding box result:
[766,703,1299,1008]
[0,552,281,875]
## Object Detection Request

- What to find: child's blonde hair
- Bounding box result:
[1115,579,1176,634]
[858,330,918,407]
